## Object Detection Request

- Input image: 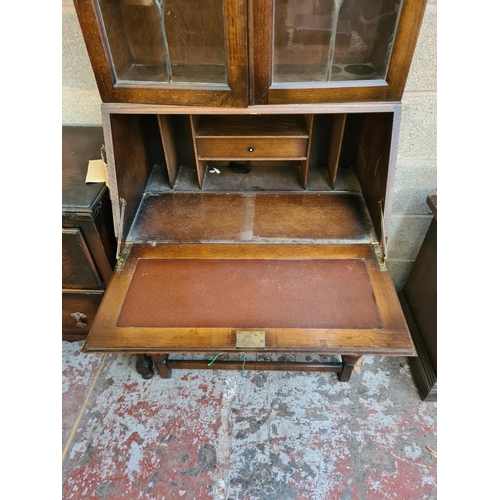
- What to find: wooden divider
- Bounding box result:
[300,114,314,189]
[327,114,347,189]
[189,115,207,188]
[157,114,179,187]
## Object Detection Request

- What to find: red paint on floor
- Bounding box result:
[63,346,437,499]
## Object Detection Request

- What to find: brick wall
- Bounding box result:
[61,0,437,289]
[387,1,437,289]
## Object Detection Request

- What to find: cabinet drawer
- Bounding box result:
[62,228,103,289]
[62,290,103,339]
[196,137,308,160]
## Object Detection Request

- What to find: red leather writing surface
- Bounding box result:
[117,259,381,329]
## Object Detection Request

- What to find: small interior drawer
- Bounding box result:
[196,137,308,160]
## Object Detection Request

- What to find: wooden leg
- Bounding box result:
[135,354,154,380]
[339,355,362,382]
[151,354,172,379]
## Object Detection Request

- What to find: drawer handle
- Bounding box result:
[71,312,87,328]
[248,146,254,152]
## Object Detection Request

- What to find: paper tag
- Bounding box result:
[86,159,109,187]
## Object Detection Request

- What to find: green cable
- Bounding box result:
[208,353,223,366]
[208,353,247,370]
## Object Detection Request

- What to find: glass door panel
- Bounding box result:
[164,0,227,84]
[97,0,227,86]
[273,0,403,84]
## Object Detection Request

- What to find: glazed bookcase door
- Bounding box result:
[74,0,248,106]
[252,0,426,104]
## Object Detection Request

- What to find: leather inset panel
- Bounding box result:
[117,258,382,329]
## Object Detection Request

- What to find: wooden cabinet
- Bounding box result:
[74,0,248,106]
[62,291,104,338]
[190,114,313,188]
[252,0,426,104]
[62,126,117,340]
[82,102,415,381]
[74,0,425,106]
[71,1,426,381]
[399,195,437,401]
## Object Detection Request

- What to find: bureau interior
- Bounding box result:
[85,109,411,359]
[106,111,395,245]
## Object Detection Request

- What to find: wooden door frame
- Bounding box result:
[73,0,249,107]
[250,0,426,104]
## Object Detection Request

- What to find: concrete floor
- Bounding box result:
[62,342,437,500]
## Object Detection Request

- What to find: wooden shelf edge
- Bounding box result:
[197,156,307,161]
[84,328,416,356]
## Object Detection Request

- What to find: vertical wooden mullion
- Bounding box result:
[224,0,250,107]
[251,0,272,105]
[385,0,427,100]
[247,0,255,105]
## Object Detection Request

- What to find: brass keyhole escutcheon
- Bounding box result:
[236,330,265,349]
[71,312,87,328]
[248,146,254,152]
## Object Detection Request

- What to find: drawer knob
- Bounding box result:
[248,146,254,152]
[71,312,87,328]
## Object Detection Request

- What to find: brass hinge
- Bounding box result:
[116,241,133,270]
[116,197,127,261]
[371,242,387,271]
[100,144,107,166]
[115,197,132,270]
[372,199,388,271]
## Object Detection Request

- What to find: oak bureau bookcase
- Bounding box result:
[73,0,426,380]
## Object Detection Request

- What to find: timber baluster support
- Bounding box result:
[150,354,172,379]
[135,354,154,380]
[339,355,362,382]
